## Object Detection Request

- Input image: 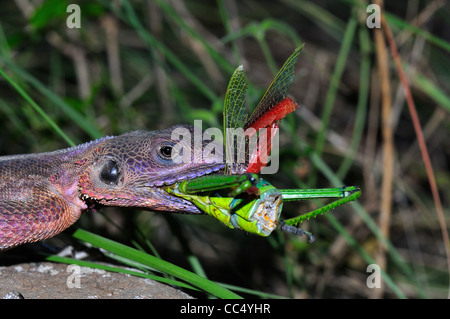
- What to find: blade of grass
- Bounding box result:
[0,99,38,144]
[102,0,219,103]
[339,0,450,52]
[325,212,406,298]
[309,13,358,186]
[161,214,210,282]
[283,121,427,298]
[374,0,395,298]
[385,12,450,52]
[336,25,370,180]
[45,254,198,291]
[221,19,301,75]
[280,0,346,42]
[381,9,450,298]
[0,66,75,146]
[0,22,102,140]
[72,229,242,299]
[0,58,103,140]
[217,281,287,299]
[217,0,242,64]
[153,0,234,73]
[412,72,450,113]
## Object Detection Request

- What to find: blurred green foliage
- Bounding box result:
[0,0,449,298]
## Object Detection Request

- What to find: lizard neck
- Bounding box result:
[0,136,115,212]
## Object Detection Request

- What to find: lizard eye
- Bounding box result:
[99,160,120,185]
[158,145,173,159]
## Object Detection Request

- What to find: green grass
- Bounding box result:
[0,0,449,298]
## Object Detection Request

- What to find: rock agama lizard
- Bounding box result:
[0,125,224,251]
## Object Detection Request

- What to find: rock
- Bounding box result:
[0,262,192,299]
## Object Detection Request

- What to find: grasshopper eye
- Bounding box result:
[99,160,120,185]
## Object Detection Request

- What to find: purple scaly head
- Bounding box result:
[77,124,225,213]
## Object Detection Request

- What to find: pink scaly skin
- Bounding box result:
[0,125,224,251]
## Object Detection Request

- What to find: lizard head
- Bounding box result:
[78,124,225,213]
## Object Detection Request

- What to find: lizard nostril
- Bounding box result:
[99,160,120,185]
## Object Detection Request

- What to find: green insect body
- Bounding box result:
[166,174,361,241]
[165,175,283,236]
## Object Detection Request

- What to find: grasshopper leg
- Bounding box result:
[279,221,315,243]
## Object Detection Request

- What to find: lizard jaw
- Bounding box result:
[148,164,226,214]
[78,164,226,214]
[144,164,225,187]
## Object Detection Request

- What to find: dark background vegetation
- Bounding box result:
[0,0,449,298]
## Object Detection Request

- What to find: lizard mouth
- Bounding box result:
[149,163,226,214]
[79,164,227,214]
[145,164,226,187]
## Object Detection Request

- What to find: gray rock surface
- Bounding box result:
[0,262,192,299]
